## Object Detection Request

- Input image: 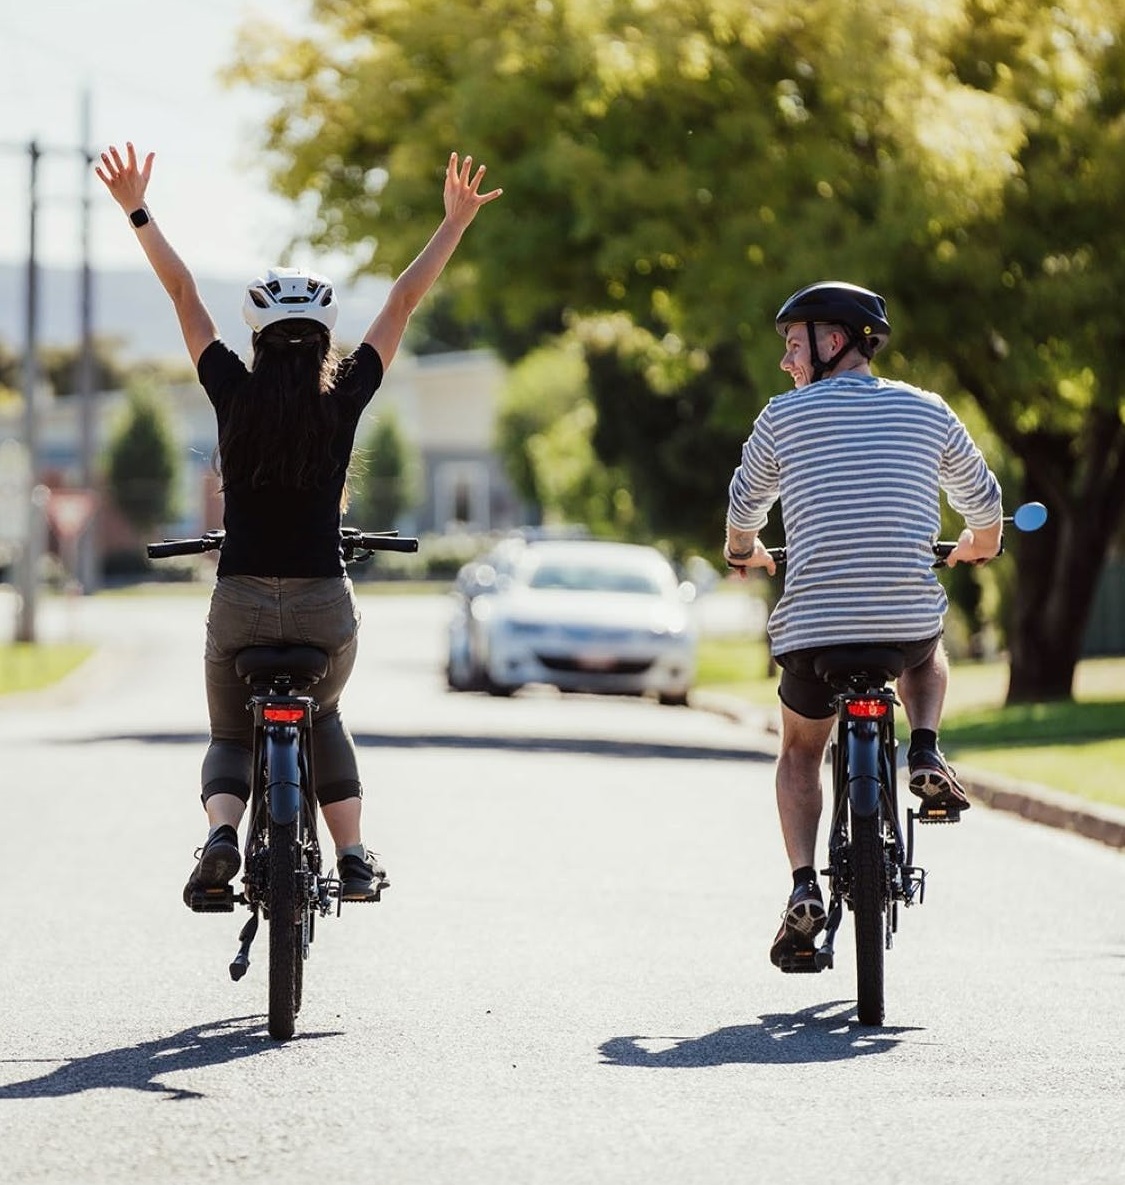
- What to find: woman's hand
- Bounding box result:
[95,142,154,213]
[443,152,503,229]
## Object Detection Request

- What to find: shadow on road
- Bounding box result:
[599,1001,922,1067]
[0,1016,342,1101]
[58,730,772,764]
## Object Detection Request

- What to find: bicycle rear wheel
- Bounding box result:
[851,810,886,1026]
[268,816,301,1040]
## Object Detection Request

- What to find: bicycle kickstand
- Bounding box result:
[229,909,260,982]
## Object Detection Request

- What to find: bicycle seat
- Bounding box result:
[235,645,330,686]
[813,645,906,686]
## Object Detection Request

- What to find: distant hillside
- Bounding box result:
[0,262,391,362]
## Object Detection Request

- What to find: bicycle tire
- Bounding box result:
[268,816,301,1040]
[851,809,886,1026]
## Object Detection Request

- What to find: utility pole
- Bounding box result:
[4,101,101,641]
[77,89,99,594]
[15,140,42,643]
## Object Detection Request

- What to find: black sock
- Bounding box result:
[909,729,937,758]
[792,865,817,890]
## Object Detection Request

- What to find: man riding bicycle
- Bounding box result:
[723,281,1002,970]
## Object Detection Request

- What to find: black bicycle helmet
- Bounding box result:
[775,281,891,380]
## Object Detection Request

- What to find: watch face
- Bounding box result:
[130,209,149,227]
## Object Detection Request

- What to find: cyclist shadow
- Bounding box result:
[0,1016,342,1101]
[600,1000,921,1067]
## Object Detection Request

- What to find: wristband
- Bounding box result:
[129,208,150,228]
[726,547,755,560]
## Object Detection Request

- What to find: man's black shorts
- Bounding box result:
[775,634,942,720]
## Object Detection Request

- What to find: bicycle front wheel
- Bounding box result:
[851,810,886,1026]
[267,816,301,1040]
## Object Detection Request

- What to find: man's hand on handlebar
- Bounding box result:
[943,520,1003,568]
[724,537,777,579]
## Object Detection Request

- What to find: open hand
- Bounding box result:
[95,142,154,212]
[444,152,502,228]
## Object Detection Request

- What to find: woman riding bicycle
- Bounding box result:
[97,142,501,906]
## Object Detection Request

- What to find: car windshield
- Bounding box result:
[525,557,666,596]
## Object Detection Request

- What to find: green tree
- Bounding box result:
[496,340,637,536]
[350,412,418,530]
[104,382,180,533]
[227,0,1125,700]
[40,337,130,397]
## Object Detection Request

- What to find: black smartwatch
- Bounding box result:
[129,208,150,228]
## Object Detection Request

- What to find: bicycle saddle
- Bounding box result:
[235,645,330,685]
[813,645,906,685]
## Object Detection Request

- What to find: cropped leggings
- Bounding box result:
[202,575,364,807]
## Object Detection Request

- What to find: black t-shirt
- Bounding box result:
[197,339,384,577]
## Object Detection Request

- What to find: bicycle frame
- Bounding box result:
[803,664,927,1024]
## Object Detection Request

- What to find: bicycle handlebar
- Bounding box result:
[761,539,993,569]
[146,528,420,561]
[749,502,1048,571]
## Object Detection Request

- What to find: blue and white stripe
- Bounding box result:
[727,374,1002,655]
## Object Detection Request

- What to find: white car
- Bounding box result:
[446,540,698,705]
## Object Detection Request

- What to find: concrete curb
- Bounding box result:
[690,690,1125,853]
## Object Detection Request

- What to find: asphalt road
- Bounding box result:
[1,591,1123,1185]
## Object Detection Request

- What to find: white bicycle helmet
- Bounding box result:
[242,267,339,332]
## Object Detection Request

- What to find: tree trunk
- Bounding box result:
[1006,488,1112,704]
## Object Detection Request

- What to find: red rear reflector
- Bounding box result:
[264,706,304,723]
[846,699,889,719]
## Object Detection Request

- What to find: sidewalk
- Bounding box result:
[691,689,1125,852]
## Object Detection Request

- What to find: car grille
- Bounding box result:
[536,655,654,675]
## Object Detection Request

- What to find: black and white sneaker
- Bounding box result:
[908,748,971,811]
[337,851,389,903]
[769,880,826,968]
[183,825,241,908]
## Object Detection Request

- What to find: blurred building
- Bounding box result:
[0,347,530,553]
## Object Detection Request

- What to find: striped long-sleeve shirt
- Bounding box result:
[727,373,1002,656]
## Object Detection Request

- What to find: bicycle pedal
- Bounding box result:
[776,947,823,974]
[188,886,236,913]
[917,803,962,824]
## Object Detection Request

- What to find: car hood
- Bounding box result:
[493,588,694,633]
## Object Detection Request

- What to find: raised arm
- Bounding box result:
[95,143,218,367]
[363,152,502,370]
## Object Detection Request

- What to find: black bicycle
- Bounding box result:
[765,503,1047,1025]
[147,527,419,1040]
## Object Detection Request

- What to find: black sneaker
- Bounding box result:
[908,747,971,811]
[769,880,826,968]
[183,825,241,908]
[338,851,389,903]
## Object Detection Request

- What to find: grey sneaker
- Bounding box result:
[183,825,241,908]
[908,748,971,811]
[769,880,826,968]
[337,851,389,903]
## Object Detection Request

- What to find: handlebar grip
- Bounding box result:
[350,534,419,553]
[146,536,223,559]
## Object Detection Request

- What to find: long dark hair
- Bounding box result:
[216,320,342,491]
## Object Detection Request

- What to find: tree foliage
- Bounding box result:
[496,340,638,537]
[104,382,180,533]
[349,410,419,530]
[228,0,1125,699]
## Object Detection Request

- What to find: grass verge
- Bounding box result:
[696,637,1125,809]
[0,643,94,695]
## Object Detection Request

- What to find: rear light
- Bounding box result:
[263,706,305,723]
[846,699,889,719]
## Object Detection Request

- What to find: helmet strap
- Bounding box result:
[807,323,861,381]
